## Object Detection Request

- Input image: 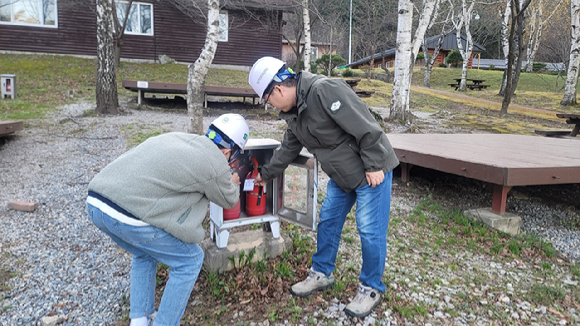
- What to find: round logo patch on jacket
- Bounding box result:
[330,100,342,113]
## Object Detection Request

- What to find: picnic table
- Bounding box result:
[535,113,580,138]
[448,78,490,91]
[121,80,258,107]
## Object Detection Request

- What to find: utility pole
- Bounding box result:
[348,0,352,64]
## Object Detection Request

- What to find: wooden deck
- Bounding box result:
[388,134,580,215]
[0,120,23,136]
[121,80,258,107]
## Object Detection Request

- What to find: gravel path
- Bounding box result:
[0,104,578,326]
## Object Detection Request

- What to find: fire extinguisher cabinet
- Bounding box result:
[209,138,319,249]
[1,74,16,99]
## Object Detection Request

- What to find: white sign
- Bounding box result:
[243,179,255,192]
[137,81,149,88]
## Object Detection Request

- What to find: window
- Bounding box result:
[310,47,318,59]
[386,62,391,68]
[116,1,153,35]
[0,0,57,27]
[218,11,228,42]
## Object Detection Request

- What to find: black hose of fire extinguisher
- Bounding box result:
[256,186,263,206]
[256,163,263,206]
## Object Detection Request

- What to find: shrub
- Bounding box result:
[315,54,347,75]
[309,61,318,74]
[342,68,354,77]
[416,52,425,60]
[438,63,447,68]
[446,49,463,67]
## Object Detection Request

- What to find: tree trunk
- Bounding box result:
[327,26,333,77]
[501,0,532,115]
[561,0,580,106]
[302,0,311,72]
[368,44,376,81]
[424,29,447,87]
[453,0,475,92]
[95,0,119,115]
[525,3,540,73]
[390,0,413,122]
[187,0,220,134]
[499,0,512,95]
[112,0,133,68]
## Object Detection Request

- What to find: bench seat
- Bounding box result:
[534,129,572,137]
[466,84,490,90]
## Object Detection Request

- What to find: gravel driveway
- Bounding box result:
[0,103,578,326]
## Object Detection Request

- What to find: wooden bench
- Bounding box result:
[466,84,490,90]
[121,80,258,108]
[448,83,460,90]
[534,129,573,137]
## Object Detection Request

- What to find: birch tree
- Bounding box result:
[525,0,563,73]
[390,0,439,122]
[448,0,477,92]
[187,0,220,134]
[424,10,452,87]
[95,0,119,114]
[500,0,532,115]
[498,0,511,95]
[303,0,312,72]
[561,0,580,106]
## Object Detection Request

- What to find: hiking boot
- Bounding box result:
[290,268,335,297]
[345,284,381,318]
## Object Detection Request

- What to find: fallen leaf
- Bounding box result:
[548,308,565,318]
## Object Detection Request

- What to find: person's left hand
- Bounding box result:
[365,171,384,187]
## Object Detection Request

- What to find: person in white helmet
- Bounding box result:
[86,114,249,326]
[249,57,399,318]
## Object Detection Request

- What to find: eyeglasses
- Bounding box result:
[261,84,275,105]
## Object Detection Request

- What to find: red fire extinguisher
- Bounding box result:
[6,79,11,93]
[223,160,241,220]
[246,156,266,216]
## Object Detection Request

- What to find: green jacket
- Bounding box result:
[261,72,399,192]
[88,132,239,243]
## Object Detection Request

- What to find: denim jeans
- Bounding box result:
[87,203,204,326]
[312,171,392,293]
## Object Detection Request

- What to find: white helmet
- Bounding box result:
[207,114,249,152]
[248,56,286,100]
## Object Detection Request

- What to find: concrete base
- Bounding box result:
[465,207,521,236]
[200,229,293,273]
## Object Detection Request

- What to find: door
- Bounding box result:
[273,152,318,230]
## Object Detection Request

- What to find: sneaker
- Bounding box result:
[345,284,381,318]
[290,268,335,297]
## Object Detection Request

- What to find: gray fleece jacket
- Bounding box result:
[88,132,239,243]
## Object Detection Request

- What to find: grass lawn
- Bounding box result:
[1,53,578,133]
[0,53,249,120]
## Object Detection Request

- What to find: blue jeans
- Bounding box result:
[312,171,392,293]
[87,203,203,326]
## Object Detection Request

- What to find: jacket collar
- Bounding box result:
[280,72,325,120]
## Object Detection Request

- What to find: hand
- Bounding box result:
[231,172,240,185]
[365,171,384,187]
[305,158,315,169]
[254,173,267,186]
